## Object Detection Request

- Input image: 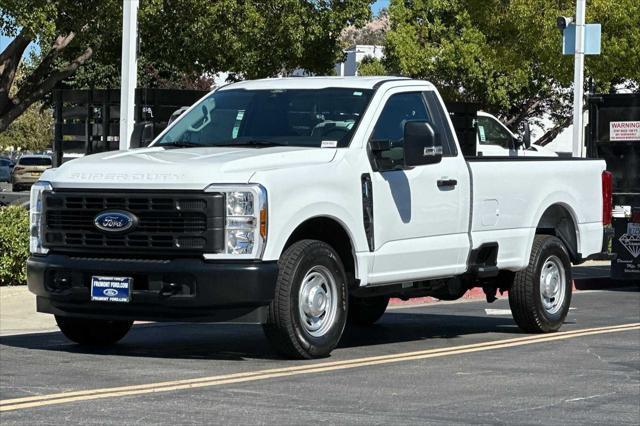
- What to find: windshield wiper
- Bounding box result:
[215,139,288,148]
[159,141,203,149]
[160,139,287,149]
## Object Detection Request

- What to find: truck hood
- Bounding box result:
[43,146,337,190]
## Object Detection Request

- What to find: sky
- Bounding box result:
[372,0,390,15]
[0,35,39,60]
[1,1,391,59]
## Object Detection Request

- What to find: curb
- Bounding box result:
[389,277,638,307]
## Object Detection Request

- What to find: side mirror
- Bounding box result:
[404,121,442,167]
[522,122,531,149]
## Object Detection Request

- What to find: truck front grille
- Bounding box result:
[43,191,225,255]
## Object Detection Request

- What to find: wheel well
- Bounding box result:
[536,204,579,263]
[283,217,357,287]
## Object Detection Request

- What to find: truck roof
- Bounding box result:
[219,76,434,91]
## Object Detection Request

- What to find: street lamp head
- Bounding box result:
[556,16,574,31]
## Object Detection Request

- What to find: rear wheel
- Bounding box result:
[55,316,133,345]
[509,235,572,333]
[348,296,389,326]
[263,240,348,359]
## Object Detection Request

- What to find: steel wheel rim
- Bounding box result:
[298,265,338,337]
[539,255,566,315]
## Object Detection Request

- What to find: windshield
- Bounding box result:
[19,157,51,166]
[154,88,373,148]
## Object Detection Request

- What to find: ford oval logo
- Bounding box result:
[94,210,137,233]
[103,288,119,297]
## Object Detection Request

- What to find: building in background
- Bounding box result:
[334,45,384,77]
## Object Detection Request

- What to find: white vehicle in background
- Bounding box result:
[476,111,557,157]
[28,77,607,359]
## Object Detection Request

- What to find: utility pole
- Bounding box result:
[119,0,139,150]
[572,0,586,158]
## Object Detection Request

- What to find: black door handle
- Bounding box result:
[437,179,457,188]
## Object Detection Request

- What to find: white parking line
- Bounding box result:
[485,309,512,315]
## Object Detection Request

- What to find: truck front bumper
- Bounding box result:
[27,254,278,323]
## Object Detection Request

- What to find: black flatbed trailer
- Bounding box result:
[586,92,640,280]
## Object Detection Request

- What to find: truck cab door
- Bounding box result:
[366,89,470,284]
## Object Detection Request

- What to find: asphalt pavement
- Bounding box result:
[0,288,638,425]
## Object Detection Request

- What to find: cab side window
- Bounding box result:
[476,116,513,148]
[369,93,430,170]
[371,93,429,143]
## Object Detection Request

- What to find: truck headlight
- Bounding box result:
[204,184,267,258]
[30,181,52,255]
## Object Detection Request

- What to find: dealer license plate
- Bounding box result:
[91,276,132,303]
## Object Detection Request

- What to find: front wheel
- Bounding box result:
[56,316,133,345]
[263,240,348,359]
[509,235,572,333]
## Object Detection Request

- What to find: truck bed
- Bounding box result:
[467,157,606,271]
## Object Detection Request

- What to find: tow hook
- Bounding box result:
[159,282,181,297]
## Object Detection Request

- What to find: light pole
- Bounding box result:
[572,0,586,158]
[119,0,139,150]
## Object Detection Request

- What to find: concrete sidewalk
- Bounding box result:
[0,261,632,336]
[0,286,57,336]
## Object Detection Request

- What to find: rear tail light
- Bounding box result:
[601,171,613,226]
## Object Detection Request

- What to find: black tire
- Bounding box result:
[348,296,389,326]
[55,316,133,345]
[263,240,348,359]
[11,184,21,192]
[509,235,572,333]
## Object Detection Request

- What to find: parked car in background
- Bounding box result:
[0,157,13,183]
[11,155,52,191]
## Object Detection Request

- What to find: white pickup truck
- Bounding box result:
[475,111,557,157]
[28,77,610,359]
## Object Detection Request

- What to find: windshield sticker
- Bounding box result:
[321,140,338,148]
[353,91,363,96]
[478,126,486,142]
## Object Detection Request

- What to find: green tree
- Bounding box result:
[1,0,121,131]
[358,56,387,76]
[0,101,52,151]
[0,62,52,151]
[0,205,29,286]
[384,0,640,142]
[1,0,373,132]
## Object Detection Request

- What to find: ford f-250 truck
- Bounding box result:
[27,77,610,359]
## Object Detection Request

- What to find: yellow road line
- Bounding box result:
[1,323,638,412]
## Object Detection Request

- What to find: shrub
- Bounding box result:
[0,205,30,286]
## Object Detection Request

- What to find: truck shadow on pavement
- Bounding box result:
[0,312,519,361]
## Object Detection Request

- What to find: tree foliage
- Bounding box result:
[358,56,387,76]
[341,9,389,47]
[1,0,373,132]
[0,205,29,286]
[0,0,121,131]
[0,101,52,151]
[0,64,52,151]
[384,0,640,141]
